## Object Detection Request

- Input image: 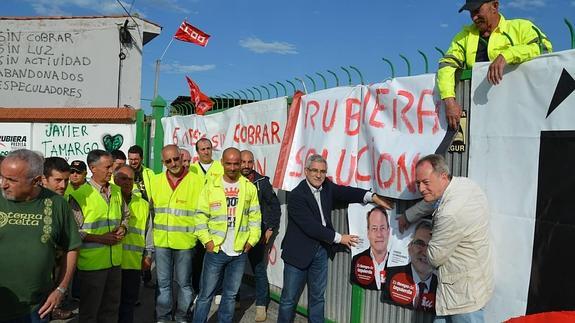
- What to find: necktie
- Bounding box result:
[414,282,427,310]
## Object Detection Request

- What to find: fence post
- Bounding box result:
[135,108,145,150]
[151,95,166,173]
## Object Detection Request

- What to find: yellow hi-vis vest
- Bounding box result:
[121,195,149,270]
[151,170,203,249]
[437,14,552,99]
[190,160,224,185]
[132,166,156,199]
[70,183,123,271]
[196,175,261,253]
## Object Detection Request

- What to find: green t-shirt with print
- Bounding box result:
[0,188,81,320]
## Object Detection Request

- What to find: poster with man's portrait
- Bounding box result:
[348,204,437,313]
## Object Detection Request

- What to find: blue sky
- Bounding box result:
[1,0,574,110]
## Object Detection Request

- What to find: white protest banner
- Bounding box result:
[163,97,287,179]
[468,49,575,321]
[274,74,449,199]
[0,123,32,156]
[32,122,135,161]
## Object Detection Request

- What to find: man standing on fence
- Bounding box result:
[278,154,392,323]
[240,149,281,321]
[438,0,552,129]
[415,154,493,322]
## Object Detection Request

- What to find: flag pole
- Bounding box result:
[153,17,186,98]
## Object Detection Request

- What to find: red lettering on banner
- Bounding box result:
[362,89,372,124]
[377,153,395,189]
[233,122,281,145]
[268,244,277,265]
[370,88,389,128]
[256,157,267,176]
[322,100,338,132]
[356,145,371,182]
[289,146,306,177]
[171,127,181,145]
[305,100,320,129]
[289,145,329,178]
[397,153,419,192]
[398,90,415,133]
[271,121,280,144]
[392,98,398,129]
[417,89,440,134]
[210,133,224,149]
[345,98,361,136]
[335,149,357,186]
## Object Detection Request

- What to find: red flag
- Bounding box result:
[186,76,213,115]
[174,21,210,47]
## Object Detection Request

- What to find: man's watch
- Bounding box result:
[56,286,67,294]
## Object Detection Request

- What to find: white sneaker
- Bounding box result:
[214,294,222,305]
[255,305,267,322]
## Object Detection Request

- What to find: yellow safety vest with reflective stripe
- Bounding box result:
[70,183,123,271]
[190,160,224,185]
[196,175,261,253]
[121,195,149,270]
[151,170,203,249]
[132,166,156,199]
[438,14,552,99]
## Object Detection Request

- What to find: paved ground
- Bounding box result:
[52,280,307,323]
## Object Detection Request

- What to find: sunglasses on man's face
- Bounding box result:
[164,156,180,164]
[70,170,84,174]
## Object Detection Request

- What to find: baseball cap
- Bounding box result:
[70,160,87,172]
[459,0,492,13]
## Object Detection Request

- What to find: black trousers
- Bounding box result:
[118,269,141,323]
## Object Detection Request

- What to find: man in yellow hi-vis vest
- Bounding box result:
[438,0,552,130]
[69,150,130,323]
[192,147,261,323]
[114,165,153,323]
[189,138,224,297]
[151,144,203,322]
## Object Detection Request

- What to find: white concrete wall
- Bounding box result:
[0,16,160,109]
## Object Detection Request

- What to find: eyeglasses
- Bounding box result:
[410,239,428,248]
[70,170,84,174]
[307,168,327,175]
[163,156,180,164]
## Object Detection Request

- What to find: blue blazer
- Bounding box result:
[281,178,368,269]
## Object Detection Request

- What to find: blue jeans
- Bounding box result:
[3,304,49,323]
[434,308,485,323]
[248,240,270,306]
[278,246,328,323]
[155,247,195,322]
[192,251,247,323]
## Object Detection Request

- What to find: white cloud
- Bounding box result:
[161,62,216,74]
[239,37,298,55]
[506,0,547,9]
[440,23,449,28]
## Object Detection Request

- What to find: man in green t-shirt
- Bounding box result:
[0,149,81,322]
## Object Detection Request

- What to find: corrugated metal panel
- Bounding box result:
[272,78,473,322]
[325,209,353,322]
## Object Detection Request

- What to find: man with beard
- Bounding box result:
[240,150,281,321]
[151,144,203,323]
[381,221,437,313]
[438,0,552,130]
[0,150,80,322]
[128,145,155,202]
